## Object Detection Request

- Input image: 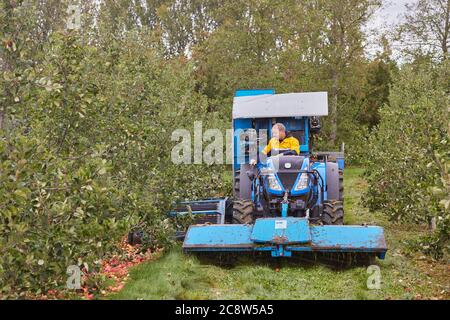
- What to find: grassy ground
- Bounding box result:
[110,167,449,300]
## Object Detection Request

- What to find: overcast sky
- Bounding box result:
[369,0,411,29]
[365,0,412,58]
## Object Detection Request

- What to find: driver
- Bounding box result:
[250,123,300,165]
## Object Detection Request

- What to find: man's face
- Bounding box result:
[272,126,286,140]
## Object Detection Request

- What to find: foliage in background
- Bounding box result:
[0,29,229,296]
[395,0,449,62]
[0,133,131,296]
[363,61,449,258]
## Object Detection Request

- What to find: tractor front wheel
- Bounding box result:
[232,199,255,224]
[321,200,344,225]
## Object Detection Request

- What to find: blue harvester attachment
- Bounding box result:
[172,90,387,261]
[183,217,386,258]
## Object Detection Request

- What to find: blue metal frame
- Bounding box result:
[168,198,228,224]
[183,217,387,259]
[235,89,275,97]
[311,161,327,201]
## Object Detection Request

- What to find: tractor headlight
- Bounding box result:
[294,173,309,191]
[267,174,282,191]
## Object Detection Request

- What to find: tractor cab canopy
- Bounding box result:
[232,90,328,165]
[232,90,328,119]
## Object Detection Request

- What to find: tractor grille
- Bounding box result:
[277,172,299,191]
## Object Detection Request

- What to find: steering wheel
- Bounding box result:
[271,148,298,156]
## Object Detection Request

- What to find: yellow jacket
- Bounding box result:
[262,135,300,155]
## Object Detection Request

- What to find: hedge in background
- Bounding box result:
[0,32,230,297]
[364,62,449,258]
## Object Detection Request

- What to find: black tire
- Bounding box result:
[234,169,240,197]
[234,164,253,200]
[339,169,344,202]
[232,199,255,224]
[127,230,143,245]
[321,200,344,225]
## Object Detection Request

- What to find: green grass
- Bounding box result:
[110,167,449,300]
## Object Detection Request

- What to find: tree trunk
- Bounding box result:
[429,217,437,232]
[330,70,339,145]
[0,108,4,131]
[442,0,450,59]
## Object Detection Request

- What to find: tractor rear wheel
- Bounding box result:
[234,169,240,197]
[321,200,344,225]
[232,199,255,224]
[233,165,253,200]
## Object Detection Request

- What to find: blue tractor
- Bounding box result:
[172,89,387,262]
